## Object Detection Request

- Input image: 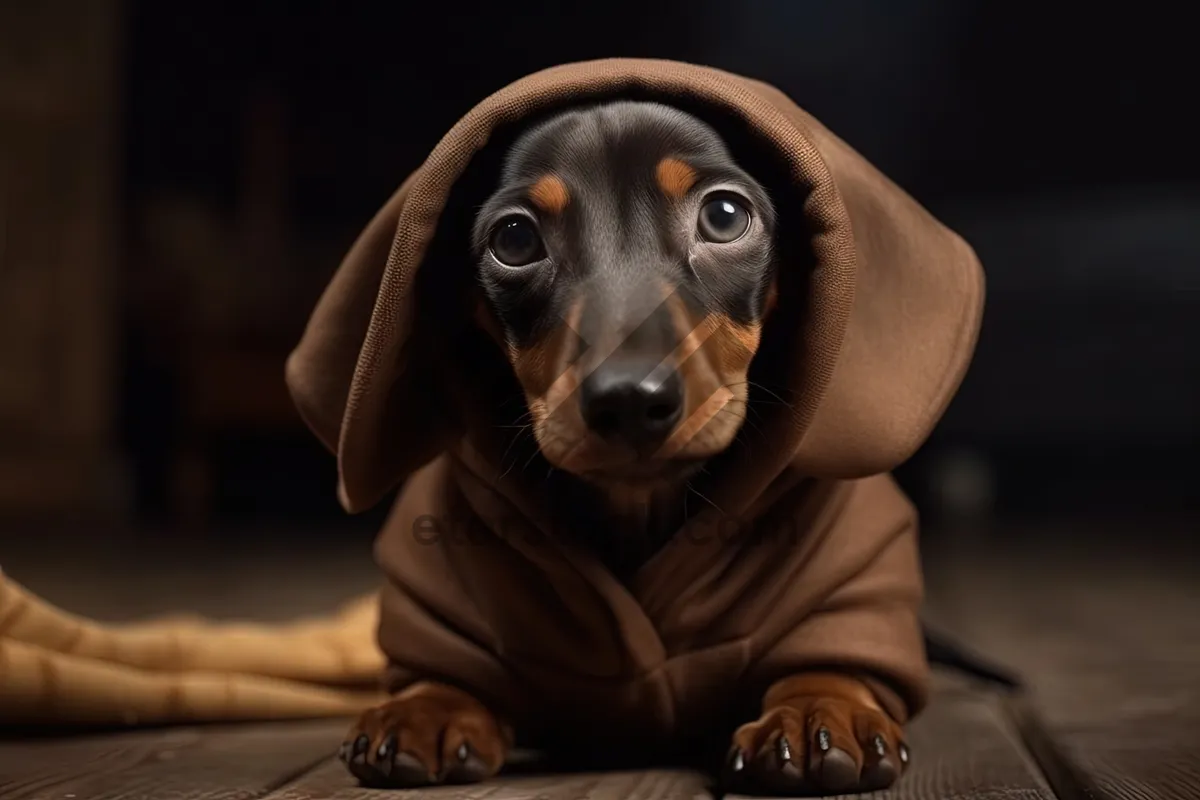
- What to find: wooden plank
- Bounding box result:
[0,719,344,800]
[0,682,1052,800]
[268,758,715,800]
[723,674,1054,800]
[925,520,1200,800]
[1059,714,1200,800]
[0,681,1049,800]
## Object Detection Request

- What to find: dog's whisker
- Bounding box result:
[495,443,528,484]
[745,402,768,420]
[498,421,532,451]
[519,442,545,475]
[740,407,767,430]
[719,407,758,434]
[715,407,749,424]
[723,381,795,409]
[748,382,795,409]
[686,482,726,516]
[502,407,536,424]
[497,392,530,409]
[714,396,754,424]
[709,402,764,457]
[686,258,717,304]
[720,402,758,429]
[718,410,763,454]
[494,418,540,485]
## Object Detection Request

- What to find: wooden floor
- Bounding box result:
[1,516,1197,799]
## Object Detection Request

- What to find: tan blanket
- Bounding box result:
[0,572,385,727]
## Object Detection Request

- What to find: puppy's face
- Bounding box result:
[472,101,777,488]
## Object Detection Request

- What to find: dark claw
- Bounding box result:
[376,734,396,773]
[343,733,385,787]
[776,735,792,763]
[442,744,489,785]
[391,752,433,786]
[351,734,370,764]
[861,756,899,791]
[814,746,859,793]
[863,733,898,791]
[816,727,832,752]
[773,733,808,788]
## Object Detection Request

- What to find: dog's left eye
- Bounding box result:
[490,216,546,267]
[698,196,751,243]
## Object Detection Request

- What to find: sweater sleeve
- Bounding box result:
[745,474,930,723]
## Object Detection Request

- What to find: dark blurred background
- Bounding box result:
[1,0,1196,534]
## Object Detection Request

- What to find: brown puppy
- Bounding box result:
[339,101,908,795]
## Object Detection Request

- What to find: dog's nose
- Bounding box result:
[579,360,684,445]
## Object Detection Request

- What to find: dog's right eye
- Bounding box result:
[698,195,751,243]
[489,217,546,267]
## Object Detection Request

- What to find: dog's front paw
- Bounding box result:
[338,681,511,787]
[725,675,909,796]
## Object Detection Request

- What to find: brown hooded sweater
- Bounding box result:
[285,59,985,750]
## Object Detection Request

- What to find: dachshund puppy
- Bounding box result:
[471,100,777,497]
[340,101,909,795]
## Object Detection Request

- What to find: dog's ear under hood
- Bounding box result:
[286,58,984,514]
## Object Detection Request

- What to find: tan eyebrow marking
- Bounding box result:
[528,174,570,214]
[656,157,699,200]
